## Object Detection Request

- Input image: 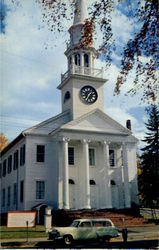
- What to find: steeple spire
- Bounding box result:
[73,0,88,25]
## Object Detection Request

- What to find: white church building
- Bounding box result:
[1,0,138,218]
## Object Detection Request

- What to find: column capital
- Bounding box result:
[81,139,91,144]
[62,137,70,143]
[102,141,110,146]
[122,142,128,152]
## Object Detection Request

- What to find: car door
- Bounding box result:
[102,220,118,237]
[93,220,113,238]
[77,221,95,240]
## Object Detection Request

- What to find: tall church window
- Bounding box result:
[68,147,74,165]
[69,56,72,68]
[109,150,115,167]
[75,53,80,66]
[89,148,95,166]
[64,91,71,103]
[7,186,11,206]
[13,183,17,205]
[84,53,89,67]
[20,180,24,203]
[2,189,5,207]
[3,160,6,177]
[8,155,12,174]
[36,181,45,199]
[36,145,45,163]
[20,144,25,166]
[13,150,19,170]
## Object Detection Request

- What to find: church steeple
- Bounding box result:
[73,0,88,25]
[57,0,107,120]
[68,0,89,48]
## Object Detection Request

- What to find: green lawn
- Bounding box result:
[0,225,48,239]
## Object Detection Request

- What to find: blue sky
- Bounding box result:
[0,0,151,151]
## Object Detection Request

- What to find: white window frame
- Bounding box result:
[36,144,45,163]
[109,149,116,168]
[68,146,75,166]
[36,180,45,200]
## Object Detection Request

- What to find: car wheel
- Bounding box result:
[104,236,111,242]
[64,235,73,245]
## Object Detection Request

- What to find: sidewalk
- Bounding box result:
[1,237,48,249]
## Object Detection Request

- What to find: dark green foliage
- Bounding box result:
[138,105,159,209]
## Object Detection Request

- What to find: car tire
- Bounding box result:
[64,235,73,245]
[98,236,111,243]
[104,236,111,242]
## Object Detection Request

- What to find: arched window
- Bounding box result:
[110,180,116,186]
[69,179,75,184]
[69,56,72,68]
[64,91,71,103]
[75,54,80,66]
[84,54,89,67]
[90,179,96,185]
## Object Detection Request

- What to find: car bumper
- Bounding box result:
[49,231,61,240]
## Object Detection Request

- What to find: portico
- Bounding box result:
[58,118,133,210]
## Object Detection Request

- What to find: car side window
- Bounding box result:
[92,221,103,227]
[71,221,80,227]
[80,222,92,227]
[103,221,112,227]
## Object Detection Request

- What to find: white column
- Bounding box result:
[89,52,92,75]
[122,143,131,208]
[72,54,75,74]
[82,139,91,209]
[103,141,112,208]
[81,52,84,74]
[62,137,70,209]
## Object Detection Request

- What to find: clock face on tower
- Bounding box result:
[80,85,98,104]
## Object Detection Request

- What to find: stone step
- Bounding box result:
[64,209,150,227]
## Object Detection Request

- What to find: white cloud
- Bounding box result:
[106,106,137,126]
[112,9,134,43]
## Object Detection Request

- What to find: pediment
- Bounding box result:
[61,109,132,135]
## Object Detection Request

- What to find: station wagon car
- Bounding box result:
[48,218,120,245]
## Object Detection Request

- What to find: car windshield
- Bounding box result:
[70,221,80,227]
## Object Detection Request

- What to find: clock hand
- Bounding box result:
[86,91,93,101]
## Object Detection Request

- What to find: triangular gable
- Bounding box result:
[23,110,70,135]
[60,109,132,135]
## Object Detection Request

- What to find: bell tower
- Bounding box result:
[57,0,107,120]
